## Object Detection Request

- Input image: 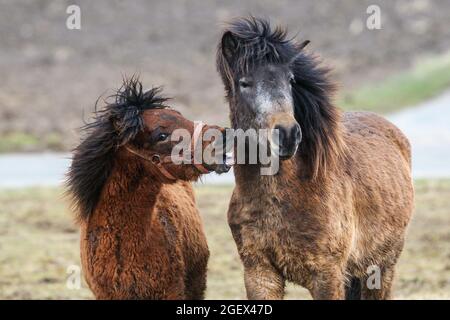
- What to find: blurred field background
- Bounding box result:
[1,0,450,152]
[1,0,450,300]
[0,181,449,299]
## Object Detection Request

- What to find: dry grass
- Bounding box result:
[0,180,449,299]
[338,53,450,114]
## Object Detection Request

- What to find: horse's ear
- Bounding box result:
[298,40,310,51]
[221,31,238,64]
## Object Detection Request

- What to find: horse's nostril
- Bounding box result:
[292,124,301,142]
[274,125,287,142]
[214,163,231,174]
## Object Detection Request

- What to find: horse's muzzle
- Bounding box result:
[214,163,232,174]
[213,151,234,174]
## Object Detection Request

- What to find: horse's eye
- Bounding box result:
[239,78,252,89]
[157,133,169,142]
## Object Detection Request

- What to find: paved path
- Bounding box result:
[1,90,449,188]
[387,90,450,178]
[0,153,235,188]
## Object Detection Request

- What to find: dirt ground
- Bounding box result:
[1,0,450,151]
[0,180,448,299]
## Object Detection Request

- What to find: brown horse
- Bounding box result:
[217,17,414,300]
[66,77,229,299]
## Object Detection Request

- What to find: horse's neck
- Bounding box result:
[91,158,162,231]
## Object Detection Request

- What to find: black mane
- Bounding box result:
[66,76,169,221]
[217,17,346,179]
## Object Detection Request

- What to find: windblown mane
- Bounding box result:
[66,76,169,221]
[217,17,347,179]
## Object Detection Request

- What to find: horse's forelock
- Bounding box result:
[217,17,298,95]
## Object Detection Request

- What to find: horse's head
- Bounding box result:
[108,78,230,182]
[217,17,311,161]
[228,62,301,160]
[67,76,231,221]
[129,106,231,181]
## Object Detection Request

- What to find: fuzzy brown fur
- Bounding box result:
[67,78,220,299]
[79,157,209,299]
[228,112,413,300]
[218,17,414,300]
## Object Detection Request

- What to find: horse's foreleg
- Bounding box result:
[361,265,395,300]
[184,263,208,300]
[310,269,346,300]
[243,264,285,300]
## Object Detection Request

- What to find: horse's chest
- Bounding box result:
[264,218,317,282]
[230,198,319,285]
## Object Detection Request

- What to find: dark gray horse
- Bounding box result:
[216,17,413,300]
